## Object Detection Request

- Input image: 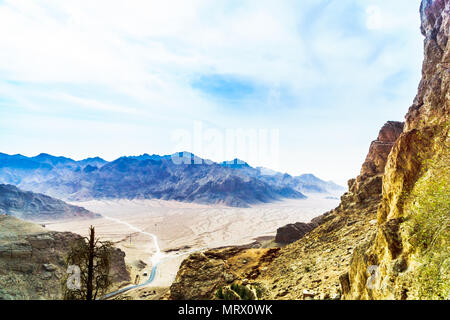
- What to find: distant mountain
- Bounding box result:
[0,152,343,207]
[78,157,108,168]
[0,184,99,221]
[221,159,250,169]
[293,174,344,194]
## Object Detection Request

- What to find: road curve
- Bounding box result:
[100,216,163,300]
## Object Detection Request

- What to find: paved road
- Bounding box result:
[101,262,160,299]
[100,216,163,300]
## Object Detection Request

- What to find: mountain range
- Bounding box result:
[0,152,343,208]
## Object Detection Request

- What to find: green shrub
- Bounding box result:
[215,282,263,300]
[405,147,449,299]
[215,286,224,299]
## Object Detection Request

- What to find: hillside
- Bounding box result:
[0,184,99,221]
[0,152,342,208]
[0,215,130,299]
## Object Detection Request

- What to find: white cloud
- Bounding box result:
[0,0,425,184]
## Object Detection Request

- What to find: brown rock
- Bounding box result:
[275,222,318,244]
[0,216,129,300]
[169,252,236,300]
[360,121,404,177]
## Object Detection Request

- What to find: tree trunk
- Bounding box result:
[86,226,95,300]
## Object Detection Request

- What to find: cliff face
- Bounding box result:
[169,251,237,300]
[168,246,280,300]
[0,215,77,299]
[344,0,449,300]
[360,122,405,177]
[380,0,449,223]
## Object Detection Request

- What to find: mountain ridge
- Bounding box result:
[0,184,99,221]
[0,151,343,208]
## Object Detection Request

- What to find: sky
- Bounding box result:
[0,0,424,185]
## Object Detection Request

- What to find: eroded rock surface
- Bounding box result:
[274,121,404,246]
[168,247,280,300]
[360,122,405,177]
[0,215,130,299]
[168,251,237,300]
[275,222,318,244]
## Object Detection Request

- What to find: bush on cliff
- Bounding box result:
[405,146,449,299]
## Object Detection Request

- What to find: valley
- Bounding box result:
[42,195,340,298]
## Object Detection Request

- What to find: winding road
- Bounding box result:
[100,216,163,299]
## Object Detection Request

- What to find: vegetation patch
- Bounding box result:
[215,282,264,300]
[405,146,450,299]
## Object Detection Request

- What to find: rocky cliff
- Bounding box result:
[0,215,130,299]
[343,0,449,300]
[168,245,280,300]
[275,221,318,245]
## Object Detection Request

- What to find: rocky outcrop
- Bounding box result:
[169,251,237,300]
[0,184,99,221]
[168,246,281,300]
[344,0,449,300]
[379,0,449,223]
[0,215,130,299]
[345,121,404,207]
[259,0,448,300]
[275,222,318,244]
[262,1,448,300]
[360,122,405,177]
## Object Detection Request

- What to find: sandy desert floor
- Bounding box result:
[44,195,340,293]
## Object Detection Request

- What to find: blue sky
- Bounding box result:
[0,0,424,185]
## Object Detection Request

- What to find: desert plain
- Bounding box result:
[43,195,340,297]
